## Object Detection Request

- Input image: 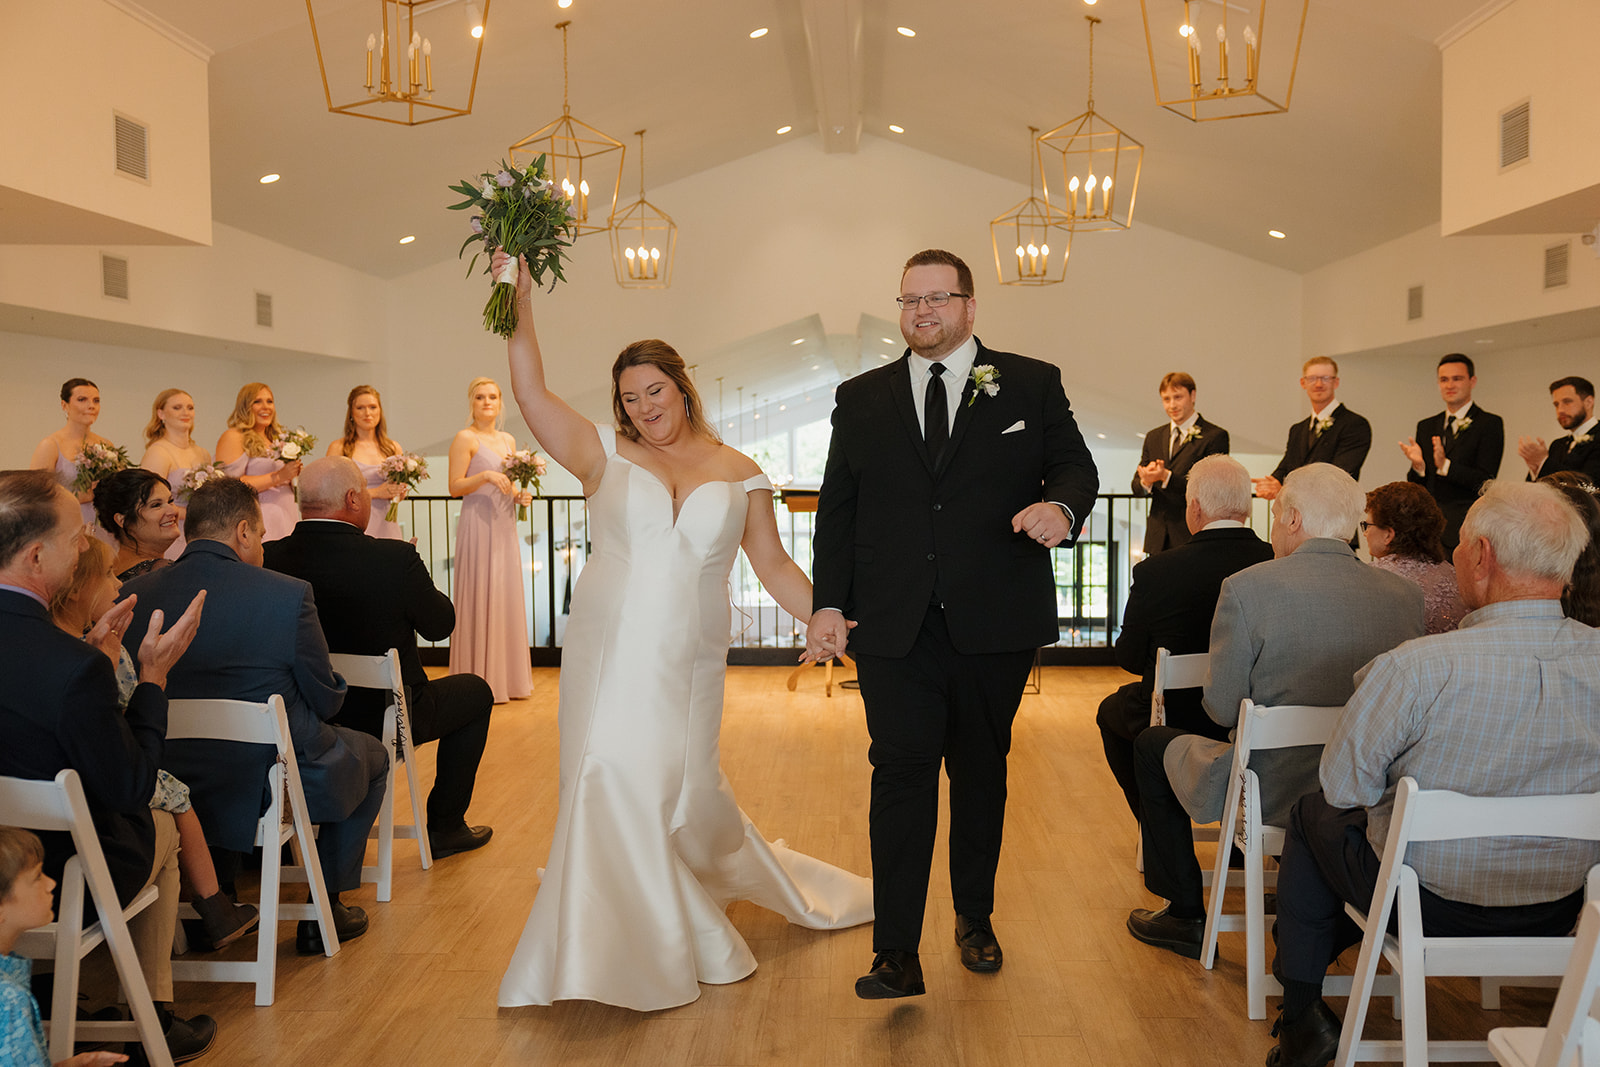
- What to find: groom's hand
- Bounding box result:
[803,608,854,662]
[1012,502,1071,548]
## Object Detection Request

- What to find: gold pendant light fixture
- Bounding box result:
[1038,15,1144,234]
[305,0,490,125]
[990,127,1070,287]
[508,21,625,239]
[1140,0,1308,122]
[609,131,678,289]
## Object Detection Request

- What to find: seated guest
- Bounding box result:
[1267,480,1600,1067]
[94,469,180,582]
[1541,471,1600,626]
[0,469,214,1061]
[265,458,495,858]
[1361,482,1467,634]
[120,477,387,955]
[1099,455,1272,822]
[1130,372,1232,555]
[1126,463,1425,959]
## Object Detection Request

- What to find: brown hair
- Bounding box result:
[1540,471,1600,626]
[0,826,45,902]
[610,340,719,444]
[339,385,399,459]
[1551,376,1596,401]
[143,388,191,445]
[226,382,282,457]
[48,537,112,618]
[184,477,262,542]
[0,470,65,570]
[60,379,97,404]
[1365,481,1446,563]
[1159,372,1196,394]
[902,249,975,299]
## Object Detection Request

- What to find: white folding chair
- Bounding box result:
[1488,899,1600,1067]
[2,770,173,1067]
[1137,649,1219,876]
[1335,778,1600,1065]
[329,649,433,902]
[165,695,341,1006]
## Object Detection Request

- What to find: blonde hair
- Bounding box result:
[339,385,399,458]
[465,377,505,431]
[143,388,191,445]
[610,340,719,444]
[48,537,112,619]
[226,382,282,457]
[1301,357,1339,377]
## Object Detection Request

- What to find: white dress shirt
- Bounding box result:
[908,336,977,438]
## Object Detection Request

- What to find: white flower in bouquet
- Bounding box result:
[71,441,131,493]
[379,451,430,522]
[502,447,547,521]
[270,427,317,500]
[175,461,228,505]
[449,156,578,338]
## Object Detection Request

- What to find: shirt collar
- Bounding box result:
[1571,416,1599,440]
[0,582,47,608]
[1310,399,1342,422]
[1171,412,1200,434]
[1201,519,1247,530]
[1444,400,1475,420]
[910,335,978,383]
[1458,598,1566,629]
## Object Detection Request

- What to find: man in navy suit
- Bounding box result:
[1253,357,1372,501]
[1401,354,1504,549]
[809,248,1099,998]
[122,477,386,954]
[1518,375,1600,483]
[1131,372,1232,555]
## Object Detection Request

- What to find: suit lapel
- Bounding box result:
[940,367,979,474]
[886,355,937,476]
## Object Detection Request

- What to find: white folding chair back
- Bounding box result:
[1488,900,1600,1067]
[1136,650,1215,876]
[1,770,172,1067]
[329,649,433,902]
[1336,779,1600,1066]
[164,695,341,1006]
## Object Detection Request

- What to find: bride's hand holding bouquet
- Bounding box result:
[450,157,577,338]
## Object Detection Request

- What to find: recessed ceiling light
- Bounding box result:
[398,235,416,244]
[791,337,805,345]
[1096,433,1107,439]
[881,337,894,344]
[1268,229,1286,239]
[467,2,484,37]
[888,124,905,134]
[259,173,280,184]
[779,404,787,411]
[811,364,821,371]
[775,125,792,135]
[557,0,572,8]
[879,353,893,360]
[897,26,916,37]
[749,27,768,38]
[1474,338,1494,345]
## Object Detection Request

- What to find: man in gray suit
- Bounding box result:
[1124,463,1426,959]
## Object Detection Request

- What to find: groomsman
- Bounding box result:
[1401,354,1503,549]
[1518,376,1600,482]
[1131,372,1231,555]
[1253,358,1372,501]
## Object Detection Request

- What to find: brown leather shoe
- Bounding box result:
[854,950,925,999]
[954,914,1003,973]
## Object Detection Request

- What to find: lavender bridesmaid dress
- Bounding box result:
[163,464,191,561]
[357,460,405,540]
[222,453,299,542]
[448,439,531,702]
[53,453,116,546]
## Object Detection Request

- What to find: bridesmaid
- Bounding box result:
[29,377,117,543]
[448,376,532,703]
[327,384,407,539]
[215,381,300,541]
[140,388,210,560]
[95,468,181,581]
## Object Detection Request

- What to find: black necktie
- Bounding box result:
[1170,425,1182,456]
[1445,414,1457,437]
[925,362,949,463]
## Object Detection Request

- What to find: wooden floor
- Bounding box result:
[173,666,1554,1065]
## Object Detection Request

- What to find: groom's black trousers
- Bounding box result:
[852,605,1034,953]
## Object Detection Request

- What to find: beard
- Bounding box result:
[902,320,967,359]
[1558,409,1589,431]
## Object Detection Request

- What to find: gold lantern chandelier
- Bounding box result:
[1038,15,1144,233]
[1140,0,1308,122]
[509,21,624,239]
[990,127,1071,287]
[609,131,678,289]
[305,0,490,125]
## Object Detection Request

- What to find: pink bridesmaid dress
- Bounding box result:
[357,460,405,540]
[448,440,531,703]
[222,453,300,542]
[54,453,116,546]
[164,464,192,560]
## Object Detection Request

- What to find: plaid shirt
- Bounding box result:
[1321,599,1600,906]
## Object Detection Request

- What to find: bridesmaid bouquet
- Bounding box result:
[72,442,130,492]
[175,461,228,505]
[379,452,429,523]
[449,156,578,338]
[271,427,316,501]
[502,448,547,521]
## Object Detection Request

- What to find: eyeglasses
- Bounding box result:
[896,292,970,310]
[1359,521,1382,532]
[1302,375,1337,385]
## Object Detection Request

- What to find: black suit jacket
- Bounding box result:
[1130,415,1231,554]
[0,590,165,907]
[1112,526,1275,726]
[1406,407,1504,547]
[264,520,455,738]
[813,339,1100,657]
[1270,405,1372,483]
[1535,431,1600,483]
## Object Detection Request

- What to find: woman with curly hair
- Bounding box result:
[1362,481,1467,633]
[215,382,299,541]
[1540,471,1600,626]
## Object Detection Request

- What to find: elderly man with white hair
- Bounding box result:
[1265,479,1600,1067]
[1126,463,1426,961]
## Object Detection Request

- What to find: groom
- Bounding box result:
[809,249,1099,998]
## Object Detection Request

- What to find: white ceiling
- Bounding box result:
[126,0,1489,280]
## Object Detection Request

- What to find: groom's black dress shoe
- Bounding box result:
[1265,1000,1340,1067]
[954,914,1003,973]
[296,900,368,955]
[1126,905,1204,959]
[430,823,493,859]
[854,950,925,999]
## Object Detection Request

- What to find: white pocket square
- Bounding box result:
[1002,420,1025,434]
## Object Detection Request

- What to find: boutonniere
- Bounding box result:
[1573,433,1594,446]
[1451,415,1472,434]
[968,364,1000,407]
[1179,425,1203,446]
[1312,414,1335,434]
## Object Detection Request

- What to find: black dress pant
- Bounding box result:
[1098,684,1229,823]
[1133,725,1212,914]
[406,674,495,830]
[853,606,1034,953]
[1274,790,1585,989]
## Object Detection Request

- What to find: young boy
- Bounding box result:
[0,825,127,1067]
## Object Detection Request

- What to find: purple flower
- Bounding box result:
[495,171,514,187]
[470,216,483,233]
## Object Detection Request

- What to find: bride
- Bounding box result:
[492,251,873,1012]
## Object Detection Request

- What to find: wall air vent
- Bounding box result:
[1544,242,1569,290]
[113,113,150,182]
[256,292,274,328]
[101,255,130,300]
[1406,285,1423,321]
[1499,101,1530,169]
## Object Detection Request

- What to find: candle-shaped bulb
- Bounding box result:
[1243,25,1256,46]
[1216,24,1226,43]
[367,33,376,51]
[423,37,433,91]
[1180,23,1192,37]
[1101,175,1113,215]
[1040,243,1049,258]
[1027,243,1039,256]
[1085,175,1097,195]
[650,248,659,260]
[580,179,591,195]
[1068,176,1080,192]
[1016,245,1025,258]
[423,38,431,55]
[366,33,376,89]
[625,247,636,259]
[412,31,421,48]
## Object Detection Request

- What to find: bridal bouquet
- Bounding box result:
[72,442,130,493]
[503,448,547,521]
[271,427,316,500]
[174,461,228,505]
[379,452,429,523]
[449,156,578,338]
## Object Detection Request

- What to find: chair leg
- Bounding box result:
[1245,839,1269,1021]
[256,827,283,1006]
[373,765,396,902]
[399,710,432,871]
[48,861,86,1063]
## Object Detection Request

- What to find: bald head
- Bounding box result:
[299,457,370,527]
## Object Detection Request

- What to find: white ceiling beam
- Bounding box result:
[796,0,863,154]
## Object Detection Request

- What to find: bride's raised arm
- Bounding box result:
[497,250,607,496]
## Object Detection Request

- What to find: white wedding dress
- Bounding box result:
[498,425,873,1012]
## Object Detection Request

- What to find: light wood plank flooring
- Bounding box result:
[173,666,1553,1065]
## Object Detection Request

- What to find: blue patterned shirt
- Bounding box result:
[0,952,48,1067]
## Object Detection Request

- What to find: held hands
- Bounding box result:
[1517,435,1548,476]
[1135,459,1167,488]
[1252,475,1282,500]
[1399,437,1425,473]
[803,608,857,663]
[136,589,206,689]
[1012,502,1072,548]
